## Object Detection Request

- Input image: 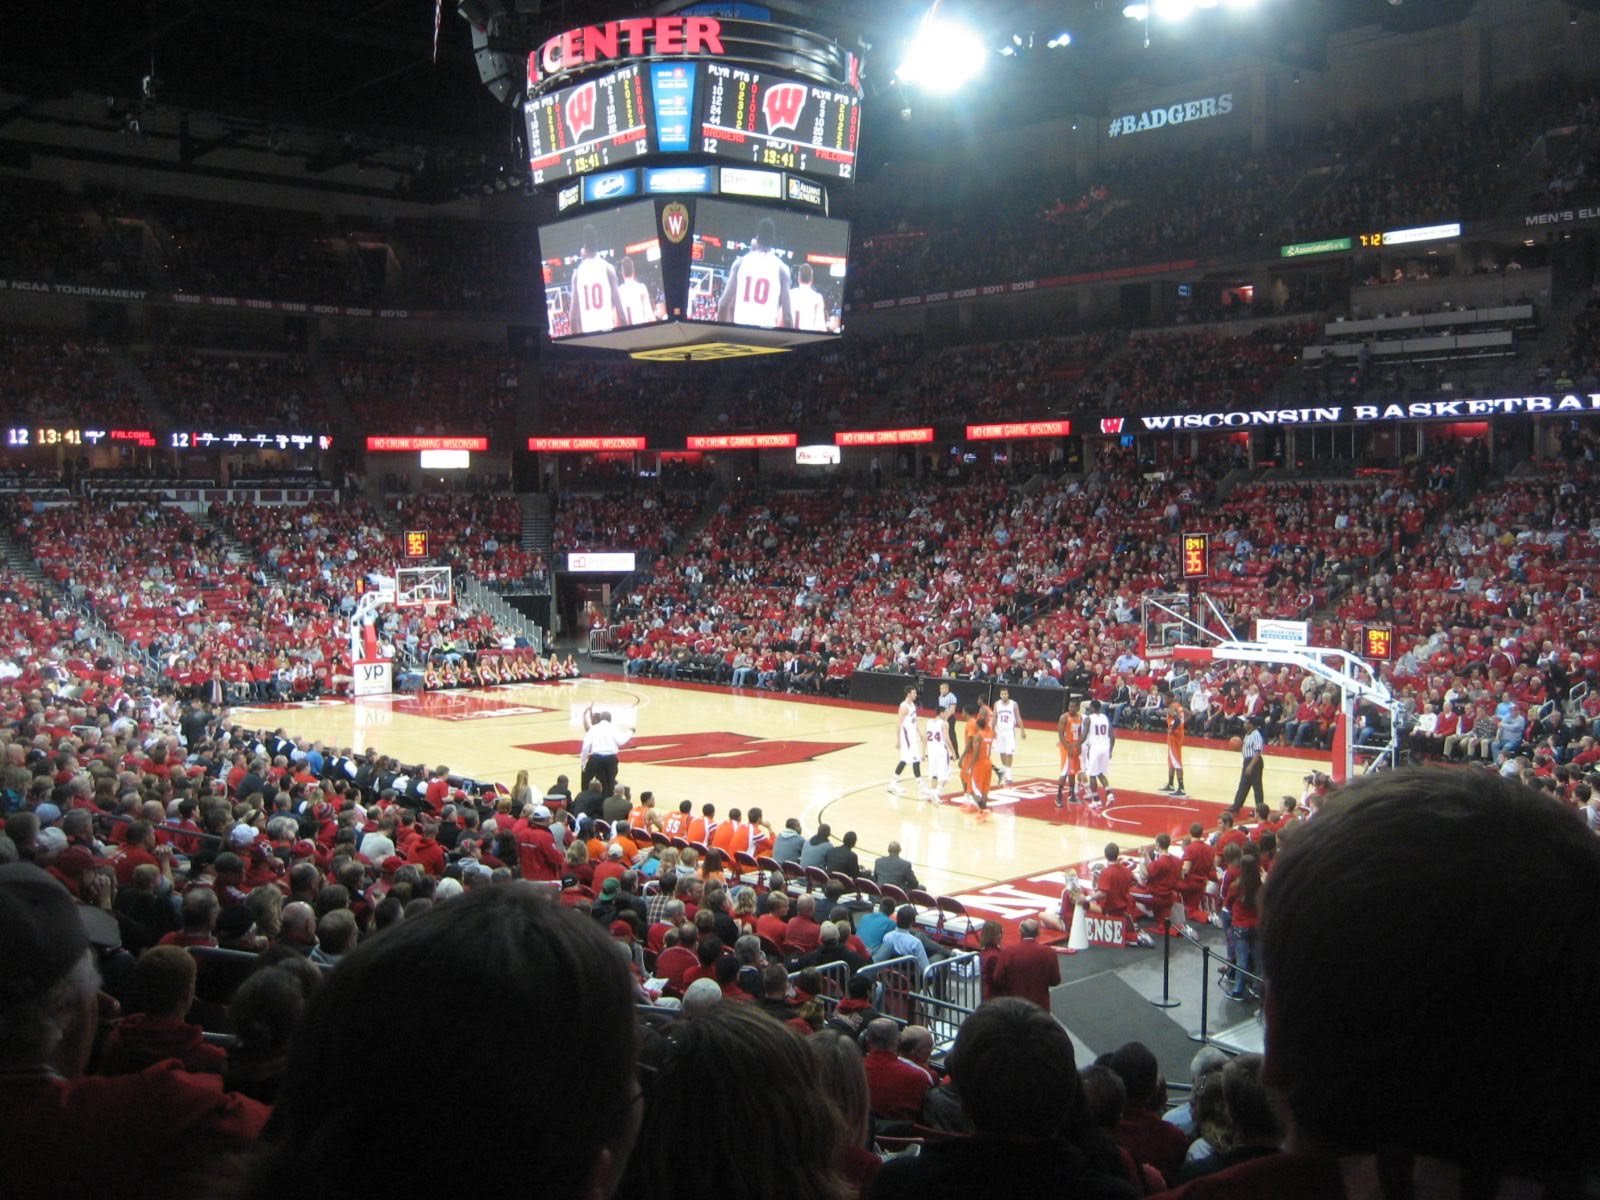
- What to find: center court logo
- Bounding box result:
[517,731,855,768]
[661,201,690,243]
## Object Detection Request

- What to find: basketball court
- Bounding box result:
[232,671,1326,917]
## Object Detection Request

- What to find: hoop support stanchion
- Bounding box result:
[1150,916,1182,1009]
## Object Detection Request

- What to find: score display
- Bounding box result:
[526,63,651,185]
[698,64,859,179]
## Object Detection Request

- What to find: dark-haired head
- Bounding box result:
[244,884,638,1200]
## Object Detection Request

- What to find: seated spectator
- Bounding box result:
[242,884,638,1200]
[1172,1055,1283,1183]
[1110,1041,1189,1187]
[99,944,226,1076]
[222,963,308,1104]
[863,1016,934,1122]
[1155,768,1600,1198]
[811,1029,882,1199]
[871,998,1136,1200]
[0,863,270,1199]
[627,1003,851,1200]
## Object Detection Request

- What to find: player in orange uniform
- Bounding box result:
[661,800,693,840]
[1159,696,1188,797]
[1056,700,1084,808]
[962,715,995,815]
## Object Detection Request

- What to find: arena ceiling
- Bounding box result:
[0,0,1549,188]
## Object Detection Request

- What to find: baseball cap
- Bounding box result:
[35,827,69,857]
[0,863,120,1006]
[608,919,633,939]
[606,843,624,859]
[229,825,259,847]
[33,803,62,825]
[291,839,317,858]
[530,805,552,821]
[600,877,620,896]
[380,855,405,875]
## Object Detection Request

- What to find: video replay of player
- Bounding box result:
[540,201,665,340]
[688,199,848,334]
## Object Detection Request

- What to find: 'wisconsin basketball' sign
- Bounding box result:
[530,17,725,85]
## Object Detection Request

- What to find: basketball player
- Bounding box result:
[569,225,625,335]
[1055,699,1084,808]
[962,714,995,816]
[716,216,792,329]
[992,686,1024,785]
[1160,695,1187,797]
[1082,699,1115,810]
[889,686,922,793]
[790,261,827,332]
[923,710,951,801]
[937,682,960,757]
[616,256,654,327]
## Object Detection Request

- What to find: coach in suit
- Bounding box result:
[872,841,920,891]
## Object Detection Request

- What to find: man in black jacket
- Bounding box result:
[823,829,861,879]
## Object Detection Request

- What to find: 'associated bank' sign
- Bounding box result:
[1108,93,1232,138]
[1134,394,1600,431]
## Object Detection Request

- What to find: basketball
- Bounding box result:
[1229,735,1243,749]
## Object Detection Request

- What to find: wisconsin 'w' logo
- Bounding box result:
[565,83,597,140]
[763,84,807,134]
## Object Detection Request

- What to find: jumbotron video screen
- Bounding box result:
[688,199,848,334]
[539,201,666,340]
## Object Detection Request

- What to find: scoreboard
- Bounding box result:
[698,64,859,179]
[526,64,651,185]
[525,61,860,186]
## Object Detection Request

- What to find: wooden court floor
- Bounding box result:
[236,676,1325,898]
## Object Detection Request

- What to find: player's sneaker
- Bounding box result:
[1133,930,1154,948]
[1173,788,1187,797]
[1158,783,1175,794]
[1103,791,1115,808]
[887,780,903,795]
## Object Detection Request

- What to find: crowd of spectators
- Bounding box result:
[0,331,144,425]
[328,342,517,433]
[148,197,362,304]
[136,344,328,430]
[539,359,711,436]
[388,490,542,585]
[552,486,701,558]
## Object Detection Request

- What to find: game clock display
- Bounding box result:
[698,64,859,179]
[526,63,651,185]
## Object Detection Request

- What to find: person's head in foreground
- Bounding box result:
[1260,767,1600,1193]
[626,1002,849,1200]
[245,883,639,1200]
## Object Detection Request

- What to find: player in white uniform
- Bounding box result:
[569,225,625,335]
[992,687,1024,784]
[616,256,654,327]
[923,713,951,800]
[889,685,922,793]
[716,216,792,329]
[790,262,828,332]
[1082,699,1115,810]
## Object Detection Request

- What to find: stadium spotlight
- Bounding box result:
[1047,32,1072,47]
[1123,3,1149,17]
[895,16,989,89]
[1153,0,1196,19]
